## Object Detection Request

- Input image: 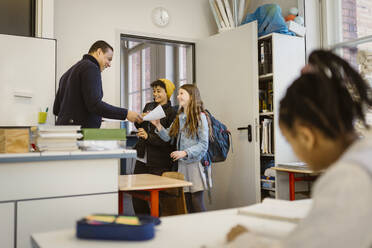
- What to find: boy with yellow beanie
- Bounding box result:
[158,78,175,99]
[132,79,177,215]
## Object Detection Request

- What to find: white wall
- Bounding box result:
[54,0,216,107]
[303,0,322,56]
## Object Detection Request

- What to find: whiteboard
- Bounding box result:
[0,34,56,126]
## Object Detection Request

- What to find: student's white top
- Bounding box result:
[229,132,372,248]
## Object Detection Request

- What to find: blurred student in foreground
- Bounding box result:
[227,50,372,248]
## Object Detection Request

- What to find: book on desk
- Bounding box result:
[238,198,312,223]
[277,162,308,170]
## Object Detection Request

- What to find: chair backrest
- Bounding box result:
[160,172,187,216]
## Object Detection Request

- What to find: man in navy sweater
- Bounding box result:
[53,40,142,128]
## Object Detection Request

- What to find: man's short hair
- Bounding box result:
[88,40,113,54]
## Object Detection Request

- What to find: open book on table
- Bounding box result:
[237,198,312,223]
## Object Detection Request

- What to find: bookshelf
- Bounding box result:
[257,33,305,200]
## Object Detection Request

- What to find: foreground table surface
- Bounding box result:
[32,203,305,248]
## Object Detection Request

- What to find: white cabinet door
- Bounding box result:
[0,202,14,248]
[196,22,260,210]
[17,193,117,248]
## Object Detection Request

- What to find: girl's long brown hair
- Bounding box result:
[169,84,212,138]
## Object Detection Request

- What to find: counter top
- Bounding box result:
[0,149,136,163]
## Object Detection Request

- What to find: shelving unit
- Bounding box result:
[257,33,305,200]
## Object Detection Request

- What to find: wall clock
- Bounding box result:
[152,7,170,27]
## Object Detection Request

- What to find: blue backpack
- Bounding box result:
[201,110,231,167]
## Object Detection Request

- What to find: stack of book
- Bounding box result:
[261,118,273,154]
[258,40,273,75]
[208,0,250,32]
[238,198,312,223]
[78,128,126,151]
[36,125,82,152]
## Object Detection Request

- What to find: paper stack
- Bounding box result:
[36,125,82,152]
[261,118,273,154]
[209,0,250,32]
[238,198,312,223]
[78,128,126,151]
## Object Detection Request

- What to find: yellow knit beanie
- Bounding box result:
[159,79,175,99]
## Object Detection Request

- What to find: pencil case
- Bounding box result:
[76,214,161,241]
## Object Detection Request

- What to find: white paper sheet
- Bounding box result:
[143,105,166,121]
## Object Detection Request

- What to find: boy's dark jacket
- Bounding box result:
[134,101,177,168]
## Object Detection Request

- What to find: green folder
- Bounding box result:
[81,128,126,140]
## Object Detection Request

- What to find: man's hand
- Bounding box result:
[137,128,148,140]
[226,225,249,242]
[170,151,187,161]
[126,110,143,123]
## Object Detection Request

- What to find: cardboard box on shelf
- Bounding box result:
[0,128,30,153]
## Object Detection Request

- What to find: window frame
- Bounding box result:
[120,34,195,132]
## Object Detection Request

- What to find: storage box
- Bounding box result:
[0,128,30,153]
[286,21,306,37]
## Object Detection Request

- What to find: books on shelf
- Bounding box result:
[77,140,125,151]
[261,118,273,154]
[258,40,272,75]
[238,198,313,223]
[216,0,231,29]
[224,0,235,28]
[277,162,308,170]
[36,125,81,152]
[238,0,246,25]
[259,81,273,113]
[81,128,126,141]
[209,0,249,31]
[79,128,127,151]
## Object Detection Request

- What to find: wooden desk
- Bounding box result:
[118,174,192,217]
[32,199,313,248]
[272,166,321,201]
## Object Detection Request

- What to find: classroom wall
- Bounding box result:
[54,0,216,108]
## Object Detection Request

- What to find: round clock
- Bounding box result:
[152,7,170,27]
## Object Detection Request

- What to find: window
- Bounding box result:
[339,0,372,68]
[127,43,151,114]
[178,46,188,86]
[121,35,194,133]
[323,0,372,126]
[0,0,36,37]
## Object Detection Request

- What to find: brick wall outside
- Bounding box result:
[342,0,372,68]
[342,0,358,67]
[356,0,372,47]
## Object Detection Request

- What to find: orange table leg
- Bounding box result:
[289,172,295,201]
[149,190,160,217]
[118,191,123,214]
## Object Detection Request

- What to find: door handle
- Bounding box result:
[237,125,252,142]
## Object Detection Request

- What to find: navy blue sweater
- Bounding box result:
[53,55,128,128]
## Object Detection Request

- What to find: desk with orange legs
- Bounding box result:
[272,167,321,201]
[118,174,192,217]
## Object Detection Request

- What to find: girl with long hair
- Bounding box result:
[152,84,211,213]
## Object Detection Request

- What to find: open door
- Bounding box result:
[196,22,260,210]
